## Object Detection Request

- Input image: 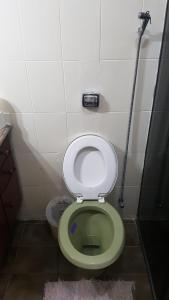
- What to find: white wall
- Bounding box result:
[0,0,167,219]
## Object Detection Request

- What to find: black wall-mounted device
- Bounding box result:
[82,93,100,108]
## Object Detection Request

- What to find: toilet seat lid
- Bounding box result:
[63,135,118,200]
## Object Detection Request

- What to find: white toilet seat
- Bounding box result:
[63,135,118,200]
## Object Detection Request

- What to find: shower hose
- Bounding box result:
[118,12,151,208]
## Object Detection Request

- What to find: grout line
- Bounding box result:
[16,0,34,114]
[24,63,36,113]
[16,0,40,154]
[19,58,160,62]
[16,0,26,61]
[8,110,152,115]
[9,111,66,115]
[14,245,59,248]
[1,274,12,300]
[121,245,142,248]
[20,184,141,189]
[57,0,70,146]
[15,222,27,246]
[99,0,102,62]
[4,247,20,278]
[58,0,67,114]
[15,151,61,155]
[142,0,145,10]
[1,58,160,63]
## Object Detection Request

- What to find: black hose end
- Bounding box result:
[119,198,125,208]
[138,11,151,36]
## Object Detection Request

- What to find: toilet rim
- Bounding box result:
[63,134,118,200]
[58,202,125,270]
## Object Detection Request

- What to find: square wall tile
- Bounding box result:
[125,153,145,187]
[14,153,44,186]
[104,246,146,275]
[64,60,135,112]
[27,62,65,113]
[109,186,140,219]
[43,183,71,205]
[141,0,167,59]
[95,113,129,151]
[3,274,58,300]
[10,113,38,154]
[117,152,145,187]
[0,275,9,299]
[123,186,141,218]
[67,112,129,151]
[61,0,100,60]
[38,153,65,189]
[0,0,23,60]
[101,0,142,59]
[64,61,99,112]
[129,111,151,153]
[11,247,59,274]
[18,0,61,60]
[19,186,48,220]
[67,113,99,142]
[134,59,159,111]
[100,61,135,112]
[0,62,32,113]
[34,113,67,153]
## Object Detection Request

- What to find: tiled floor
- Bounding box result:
[0,221,153,300]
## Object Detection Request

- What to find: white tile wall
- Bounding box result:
[66,113,99,142]
[64,61,135,112]
[19,186,48,219]
[18,0,61,60]
[111,186,141,219]
[0,0,23,60]
[60,0,100,60]
[122,186,141,218]
[141,0,167,59]
[67,112,129,151]
[134,59,159,111]
[0,62,32,112]
[129,111,151,153]
[0,0,166,219]
[14,153,43,186]
[34,113,67,153]
[101,0,142,59]
[27,62,65,113]
[38,153,64,187]
[10,113,38,153]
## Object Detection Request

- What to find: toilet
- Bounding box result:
[58,134,125,270]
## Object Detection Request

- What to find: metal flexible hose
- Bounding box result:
[118,31,143,208]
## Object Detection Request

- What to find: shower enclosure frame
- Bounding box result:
[137,1,169,299]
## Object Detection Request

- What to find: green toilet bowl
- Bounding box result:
[58,201,125,270]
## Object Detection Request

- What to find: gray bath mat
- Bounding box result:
[43,279,134,300]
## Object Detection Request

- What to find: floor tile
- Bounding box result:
[0,274,10,299]
[58,249,102,280]
[124,222,140,246]
[0,247,18,275]
[11,222,26,246]
[131,274,153,300]
[97,273,153,300]
[20,222,56,246]
[11,246,59,274]
[58,250,83,280]
[0,221,152,299]
[103,246,147,276]
[118,274,153,300]
[3,274,58,300]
